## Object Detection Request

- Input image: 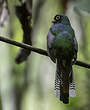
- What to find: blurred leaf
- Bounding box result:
[76,0,90,13]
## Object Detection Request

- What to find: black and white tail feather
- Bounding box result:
[54,59,76,103]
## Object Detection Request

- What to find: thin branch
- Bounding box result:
[75,61,90,69]
[0,36,90,69]
[0,36,48,56]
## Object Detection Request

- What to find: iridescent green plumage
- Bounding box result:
[47,14,78,104]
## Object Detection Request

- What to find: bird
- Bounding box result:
[47,14,78,104]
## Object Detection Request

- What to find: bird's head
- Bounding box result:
[52,14,70,25]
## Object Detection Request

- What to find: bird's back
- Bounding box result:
[50,23,75,57]
[50,23,75,38]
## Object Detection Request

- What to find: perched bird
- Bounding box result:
[47,14,78,104]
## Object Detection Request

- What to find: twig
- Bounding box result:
[0,36,90,69]
[0,36,48,56]
[75,61,90,69]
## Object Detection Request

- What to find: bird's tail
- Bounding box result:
[55,58,75,104]
[69,67,76,97]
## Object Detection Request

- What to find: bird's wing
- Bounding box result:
[73,37,78,61]
[47,31,56,63]
[74,37,78,52]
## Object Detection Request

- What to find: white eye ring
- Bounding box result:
[56,16,61,20]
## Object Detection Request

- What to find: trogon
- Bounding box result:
[47,14,78,104]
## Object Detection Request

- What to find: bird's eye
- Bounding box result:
[55,16,61,21]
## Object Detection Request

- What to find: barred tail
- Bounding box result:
[55,59,75,104]
[55,59,69,104]
[69,68,76,97]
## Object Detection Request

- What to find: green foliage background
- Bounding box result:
[0,0,90,110]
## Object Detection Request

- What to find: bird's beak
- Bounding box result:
[52,20,56,23]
